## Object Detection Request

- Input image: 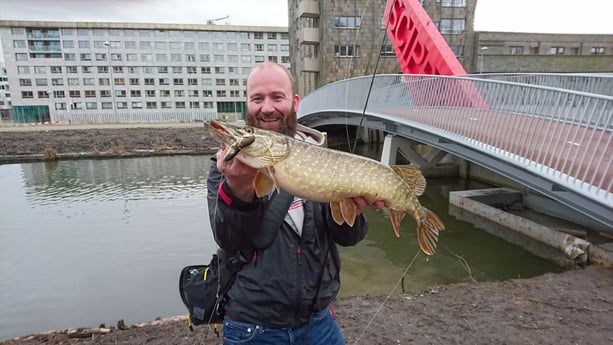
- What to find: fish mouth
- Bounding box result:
[206,120,257,161]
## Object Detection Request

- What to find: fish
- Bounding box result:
[207,120,445,255]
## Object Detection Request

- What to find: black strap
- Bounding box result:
[226,190,294,273]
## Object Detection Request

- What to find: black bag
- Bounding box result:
[179,190,293,331]
[179,253,230,328]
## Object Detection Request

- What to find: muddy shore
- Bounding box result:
[1,124,612,344]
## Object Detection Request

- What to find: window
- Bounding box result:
[335,45,360,57]
[155,41,167,49]
[216,78,226,86]
[82,66,93,73]
[129,66,141,73]
[130,90,141,97]
[22,91,34,98]
[174,89,185,97]
[380,45,395,57]
[334,16,361,28]
[67,78,79,86]
[267,32,277,39]
[83,78,95,86]
[144,78,155,85]
[125,41,136,49]
[268,56,278,62]
[146,102,157,109]
[509,46,524,55]
[241,56,252,63]
[85,90,96,97]
[131,101,143,109]
[97,66,108,73]
[173,78,184,85]
[100,90,111,97]
[126,53,138,61]
[281,56,290,64]
[189,101,200,109]
[86,102,97,109]
[199,42,210,50]
[187,67,197,74]
[160,90,170,97]
[230,90,241,98]
[184,42,195,50]
[255,56,265,62]
[254,32,264,39]
[439,19,465,34]
[146,90,156,97]
[69,90,81,98]
[80,53,92,61]
[102,102,112,109]
[172,66,183,73]
[158,66,168,73]
[19,79,32,86]
[95,53,107,61]
[52,78,64,86]
[204,102,214,109]
[550,47,565,55]
[64,53,76,61]
[115,90,126,97]
[142,53,154,62]
[216,90,226,97]
[18,66,30,74]
[50,66,62,73]
[188,78,198,85]
[140,41,152,49]
[99,78,110,85]
[117,102,128,109]
[159,78,170,85]
[200,54,211,62]
[36,78,48,86]
[78,40,90,48]
[255,44,264,51]
[215,67,225,74]
[201,67,211,74]
[440,0,466,7]
[63,40,74,48]
[114,78,125,85]
[34,66,46,74]
[203,90,213,97]
[591,47,605,55]
[161,101,172,109]
[214,55,225,63]
[188,90,199,97]
[176,101,186,108]
[129,78,140,85]
[38,91,50,98]
[171,54,182,62]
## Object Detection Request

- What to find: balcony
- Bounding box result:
[298,1,319,17]
[302,57,320,72]
[300,28,320,44]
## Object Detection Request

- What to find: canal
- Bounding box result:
[0,154,562,340]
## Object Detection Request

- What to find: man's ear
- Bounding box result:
[293,94,300,113]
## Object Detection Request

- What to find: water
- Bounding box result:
[0,155,561,340]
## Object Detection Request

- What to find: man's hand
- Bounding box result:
[216,147,258,202]
[352,196,386,216]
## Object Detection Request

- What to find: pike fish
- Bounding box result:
[207,120,445,255]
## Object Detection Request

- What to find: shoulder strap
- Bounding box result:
[252,190,293,249]
[226,190,294,273]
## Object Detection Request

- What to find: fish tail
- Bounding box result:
[417,207,445,256]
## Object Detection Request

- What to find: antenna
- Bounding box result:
[206,15,230,25]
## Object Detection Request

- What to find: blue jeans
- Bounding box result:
[222,307,345,345]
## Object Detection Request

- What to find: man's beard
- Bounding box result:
[246,107,297,137]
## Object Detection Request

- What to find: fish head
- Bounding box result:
[206,120,291,169]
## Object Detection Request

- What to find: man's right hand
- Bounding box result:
[216,147,258,202]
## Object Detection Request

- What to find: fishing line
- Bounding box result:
[351,249,421,345]
[349,1,393,154]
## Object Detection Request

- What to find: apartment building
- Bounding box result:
[475,31,613,73]
[0,20,290,123]
[0,63,10,120]
[288,0,477,96]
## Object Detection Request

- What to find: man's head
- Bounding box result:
[245,62,299,136]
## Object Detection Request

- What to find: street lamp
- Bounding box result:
[46,90,53,123]
[479,46,489,74]
[104,41,118,121]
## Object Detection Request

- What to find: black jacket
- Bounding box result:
[206,153,368,328]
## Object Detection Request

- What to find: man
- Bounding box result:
[207,62,384,344]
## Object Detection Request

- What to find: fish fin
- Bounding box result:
[266,166,281,193]
[416,207,445,256]
[330,201,344,225]
[254,171,274,197]
[340,198,357,227]
[391,165,426,196]
[388,209,406,237]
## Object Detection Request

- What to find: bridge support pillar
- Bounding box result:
[380,134,458,177]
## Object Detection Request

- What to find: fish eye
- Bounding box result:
[244,127,254,134]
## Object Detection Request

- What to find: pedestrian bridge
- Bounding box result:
[297,74,613,230]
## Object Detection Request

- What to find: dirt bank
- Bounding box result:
[1,125,612,344]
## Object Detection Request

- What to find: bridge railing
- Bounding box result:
[299,74,613,216]
[469,73,613,97]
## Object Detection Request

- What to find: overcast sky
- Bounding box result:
[0,0,612,61]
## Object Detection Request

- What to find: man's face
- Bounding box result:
[245,64,299,136]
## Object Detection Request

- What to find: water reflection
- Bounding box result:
[0,155,562,341]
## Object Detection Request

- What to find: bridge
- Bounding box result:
[297,73,613,231]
